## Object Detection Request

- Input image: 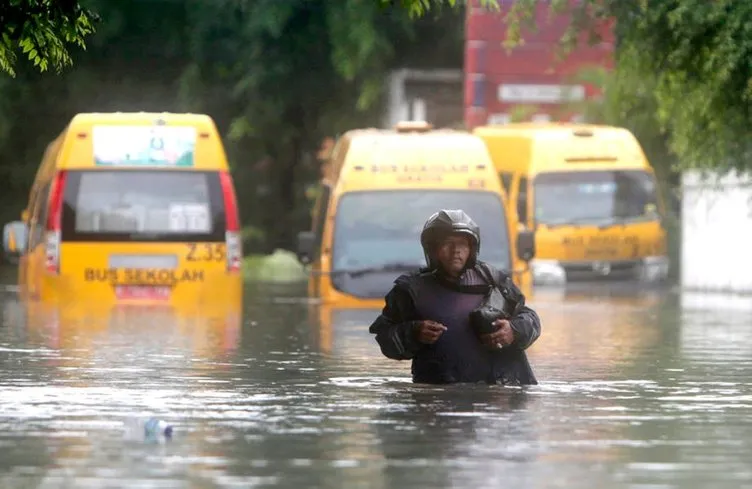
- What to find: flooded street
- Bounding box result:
[2,270,752,489]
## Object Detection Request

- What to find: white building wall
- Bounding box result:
[681,170,752,294]
[383,69,463,129]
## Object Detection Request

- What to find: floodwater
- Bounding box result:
[1,270,752,489]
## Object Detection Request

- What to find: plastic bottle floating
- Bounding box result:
[144,417,173,442]
[124,416,174,443]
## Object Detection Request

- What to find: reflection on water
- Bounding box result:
[1,273,752,488]
[529,284,668,381]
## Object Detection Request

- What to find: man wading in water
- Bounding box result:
[369,210,541,385]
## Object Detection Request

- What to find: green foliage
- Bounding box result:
[5,0,751,177]
[179,0,467,250]
[0,0,98,76]
[629,0,752,173]
[508,104,539,122]
[379,0,499,18]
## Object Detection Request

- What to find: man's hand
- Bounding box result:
[415,320,447,344]
[481,319,515,348]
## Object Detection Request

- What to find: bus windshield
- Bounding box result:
[330,190,511,298]
[534,170,660,226]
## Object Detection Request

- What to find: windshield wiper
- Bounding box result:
[333,262,423,278]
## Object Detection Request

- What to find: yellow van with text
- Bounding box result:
[2,112,243,307]
[296,121,535,308]
[474,123,669,285]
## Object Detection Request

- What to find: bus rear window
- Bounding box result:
[61,170,226,242]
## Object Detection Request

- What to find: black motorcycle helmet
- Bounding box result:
[420,209,481,271]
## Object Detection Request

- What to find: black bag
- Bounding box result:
[469,263,518,336]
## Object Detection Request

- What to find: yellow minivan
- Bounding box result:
[296,121,535,308]
[2,112,243,307]
[474,122,669,285]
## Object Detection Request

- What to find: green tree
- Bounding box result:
[181,0,465,251]
[0,0,195,224]
[0,0,97,76]
[378,0,498,17]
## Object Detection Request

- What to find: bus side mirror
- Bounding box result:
[3,221,28,264]
[296,231,315,265]
[516,197,528,223]
[516,229,535,262]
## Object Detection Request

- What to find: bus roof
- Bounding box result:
[328,128,503,194]
[473,122,651,176]
[69,112,217,125]
[54,112,228,171]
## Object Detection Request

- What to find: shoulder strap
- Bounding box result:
[476,262,497,287]
[417,267,435,277]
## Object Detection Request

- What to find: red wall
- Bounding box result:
[464,0,615,129]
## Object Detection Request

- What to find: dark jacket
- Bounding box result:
[368,262,541,385]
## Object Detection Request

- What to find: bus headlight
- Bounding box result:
[531,259,566,285]
[640,256,669,282]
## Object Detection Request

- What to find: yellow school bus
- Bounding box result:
[474,123,669,285]
[2,112,243,307]
[296,121,535,310]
